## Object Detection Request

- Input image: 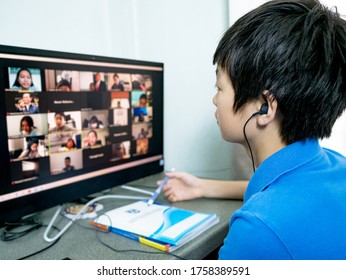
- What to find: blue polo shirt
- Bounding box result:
[219,139,346,259]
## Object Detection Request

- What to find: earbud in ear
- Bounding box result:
[251,103,268,117]
[259,103,268,115]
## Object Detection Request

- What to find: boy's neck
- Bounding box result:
[251,133,287,169]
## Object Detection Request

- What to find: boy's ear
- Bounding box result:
[256,92,278,126]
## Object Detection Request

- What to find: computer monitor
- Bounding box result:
[0,45,164,226]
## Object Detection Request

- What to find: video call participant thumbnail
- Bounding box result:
[10,68,40,92]
[93,72,107,93]
[63,156,75,172]
[82,144,112,168]
[134,138,149,155]
[48,112,78,133]
[110,73,124,91]
[111,141,131,161]
[83,130,99,148]
[46,92,87,112]
[6,114,47,138]
[16,92,39,114]
[19,116,40,136]
[17,138,40,160]
[49,151,83,175]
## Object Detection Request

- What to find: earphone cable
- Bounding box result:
[243,113,259,173]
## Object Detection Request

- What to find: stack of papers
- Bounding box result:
[91,200,219,252]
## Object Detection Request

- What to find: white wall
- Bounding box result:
[0,0,112,56]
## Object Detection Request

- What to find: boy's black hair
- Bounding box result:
[213,0,346,144]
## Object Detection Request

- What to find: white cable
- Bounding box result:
[43,194,149,243]
[121,185,154,195]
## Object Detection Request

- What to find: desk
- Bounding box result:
[0,173,243,260]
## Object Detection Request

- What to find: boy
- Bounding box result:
[162,0,346,259]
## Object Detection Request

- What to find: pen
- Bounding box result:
[147,175,170,206]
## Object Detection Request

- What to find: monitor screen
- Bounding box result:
[0,45,164,225]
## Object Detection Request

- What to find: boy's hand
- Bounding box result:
[160,171,203,202]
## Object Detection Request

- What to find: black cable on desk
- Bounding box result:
[63,213,186,260]
[95,229,186,260]
[0,214,62,260]
[0,215,42,241]
[17,225,61,260]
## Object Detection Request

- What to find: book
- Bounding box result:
[91,200,219,252]
[91,220,177,252]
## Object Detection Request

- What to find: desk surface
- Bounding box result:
[0,173,243,260]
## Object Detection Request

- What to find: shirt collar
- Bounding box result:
[244,138,322,202]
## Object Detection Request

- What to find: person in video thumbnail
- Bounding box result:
[18,138,40,160]
[20,116,39,136]
[83,130,99,147]
[12,68,38,91]
[63,156,75,172]
[111,73,124,91]
[139,93,148,107]
[136,138,148,154]
[137,128,148,139]
[57,79,71,92]
[116,100,122,108]
[93,72,107,92]
[49,112,75,133]
[133,94,148,123]
[89,82,95,91]
[59,137,77,153]
[114,142,127,158]
[16,92,39,114]
[65,138,76,149]
[88,115,104,129]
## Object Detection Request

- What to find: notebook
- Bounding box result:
[92,200,219,252]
